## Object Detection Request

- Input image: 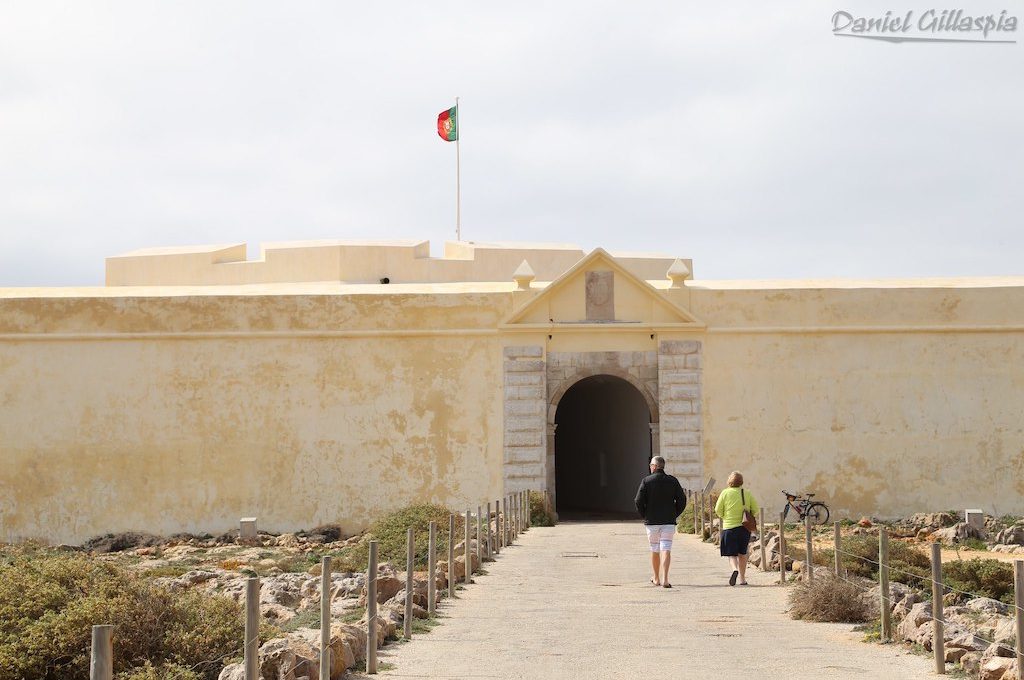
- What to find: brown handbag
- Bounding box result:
[741,489,758,532]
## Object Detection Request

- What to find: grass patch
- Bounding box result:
[410,617,441,634]
[855,619,882,643]
[960,538,988,552]
[788,574,874,623]
[279,607,320,633]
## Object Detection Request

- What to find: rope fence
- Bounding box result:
[775,516,1023,676]
[84,488,543,680]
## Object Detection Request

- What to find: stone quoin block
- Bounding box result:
[658,371,701,386]
[657,355,689,370]
[662,400,694,416]
[505,462,546,479]
[503,345,543,359]
[685,354,702,369]
[659,340,700,355]
[506,400,546,417]
[503,446,546,464]
[505,416,545,432]
[504,385,545,400]
[504,372,543,386]
[504,430,545,447]
[666,385,700,400]
[504,359,545,373]
[660,430,701,447]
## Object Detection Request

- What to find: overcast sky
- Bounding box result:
[1,1,1021,286]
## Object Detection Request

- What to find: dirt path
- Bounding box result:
[364,521,937,680]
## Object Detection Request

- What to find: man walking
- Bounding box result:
[634,456,687,588]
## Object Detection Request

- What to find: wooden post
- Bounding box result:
[427,521,437,616]
[476,505,483,565]
[834,521,842,578]
[320,557,331,680]
[404,527,414,639]
[508,495,514,542]
[804,515,814,582]
[464,509,472,583]
[693,493,699,534]
[779,512,787,584]
[367,541,378,675]
[759,508,767,572]
[494,499,501,552]
[90,624,113,680]
[245,577,260,680]
[879,528,891,642]
[931,542,944,674]
[526,490,532,528]
[698,492,705,537]
[1014,560,1023,676]
[447,514,456,598]
[715,517,721,546]
[485,502,493,559]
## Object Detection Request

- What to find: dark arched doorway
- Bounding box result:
[554,374,652,515]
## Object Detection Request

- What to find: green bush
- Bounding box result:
[943,559,1015,605]
[837,535,931,589]
[336,504,464,571]
[528,491,555,527]
[788,574,874,623]
[0,544,271,680]
[676,502,696,534]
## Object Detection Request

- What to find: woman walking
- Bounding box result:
[714,471,759,586]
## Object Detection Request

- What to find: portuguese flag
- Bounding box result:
[437,105,458,141]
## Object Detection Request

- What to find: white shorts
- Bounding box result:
[645,524,675,552]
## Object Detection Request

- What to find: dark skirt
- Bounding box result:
[720,526,752,557]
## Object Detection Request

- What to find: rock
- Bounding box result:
[965,597,1009,616]
[910,512,958,530]
[218,663,244,680]
[259,637,316,680]
[994,523,1024,546]
[962,652,984,676]
[358,575,403,607]
[916,528,932,541]
[858,517,873,528]
[287,628,351,679]
[278,533,300,548]
[791,560,803,574]
[980,656,1016,680]
[933,522,985,543]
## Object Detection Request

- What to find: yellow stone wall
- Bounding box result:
[688,283,1024,520]
[0,288,509,544]
[2,270,1023,543]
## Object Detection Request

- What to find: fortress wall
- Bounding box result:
[0,292,508,544]
[691,283,1024,519]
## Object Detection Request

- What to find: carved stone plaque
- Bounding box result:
[585,271,614,321]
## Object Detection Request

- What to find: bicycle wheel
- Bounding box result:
[806,502,830,525]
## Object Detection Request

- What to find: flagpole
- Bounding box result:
[455,97,461,242]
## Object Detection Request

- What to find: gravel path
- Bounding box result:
[368,521,937,680]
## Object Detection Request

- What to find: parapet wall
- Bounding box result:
[105,239,690,286]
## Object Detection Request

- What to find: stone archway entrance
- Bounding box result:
[553,374,652,515]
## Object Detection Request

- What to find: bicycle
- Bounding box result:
[781,490,830,525]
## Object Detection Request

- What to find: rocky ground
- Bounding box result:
[720,512,1024,680]
[74,526,485,680]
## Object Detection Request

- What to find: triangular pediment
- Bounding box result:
[502,248,704,328]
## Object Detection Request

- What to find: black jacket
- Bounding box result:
[634,470,687,525]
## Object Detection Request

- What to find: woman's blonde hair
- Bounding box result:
[727,471,744,487]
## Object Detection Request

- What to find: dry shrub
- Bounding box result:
[0,544,269,680]
[788,574,874,623]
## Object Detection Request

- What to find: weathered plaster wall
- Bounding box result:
[688,282,1024,519]
[0,291,508,544]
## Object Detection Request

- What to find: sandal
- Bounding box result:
[650,578,661,586]
[662,582,672,588]
[729,570,739,586]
